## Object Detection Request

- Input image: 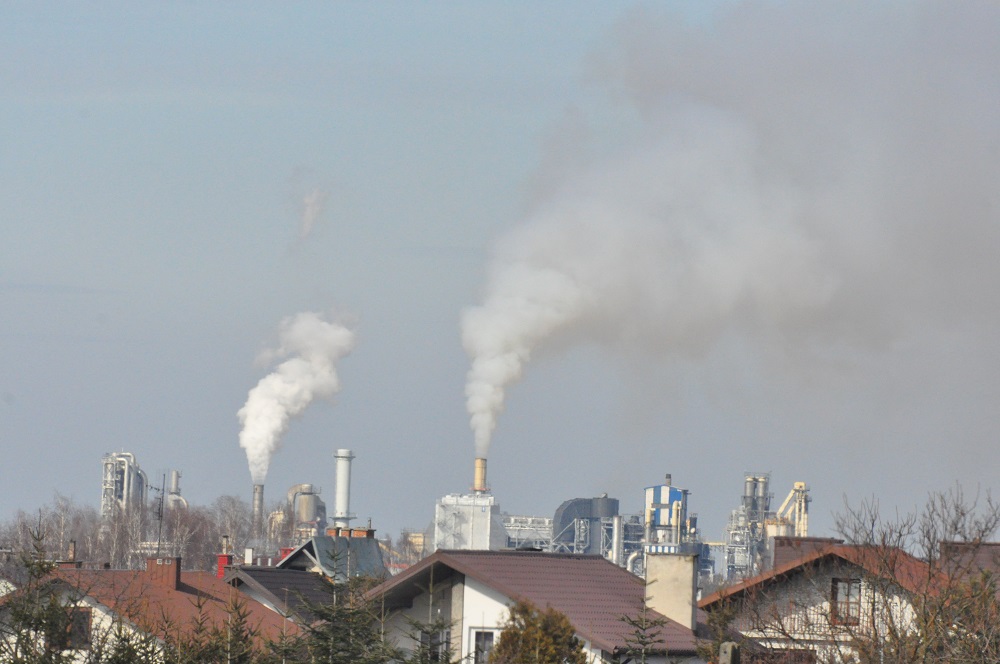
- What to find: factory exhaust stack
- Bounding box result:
[333,449,354,529]
[252,484,264,537]
[473,457,488,494]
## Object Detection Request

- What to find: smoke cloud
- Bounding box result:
[299,187,329,239]
[462,2,999,458]
[238,311,356,484]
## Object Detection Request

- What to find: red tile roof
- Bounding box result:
[372,549,697,655]
[51,560,298,645]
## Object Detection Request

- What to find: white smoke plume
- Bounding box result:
[238,311,356,484]
[462,2,999,458]
[299,187,329,239]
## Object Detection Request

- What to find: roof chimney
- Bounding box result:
[644,552,698,631]
[145,557,181,590]
[217,553,234,579]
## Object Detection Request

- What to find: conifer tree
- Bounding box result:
[489,599,586,664]
[296,574,400,664]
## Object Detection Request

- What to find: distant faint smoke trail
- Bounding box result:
[300,188,329,239]
[238,311,355,484]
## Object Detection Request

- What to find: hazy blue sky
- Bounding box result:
[2,2,998,544]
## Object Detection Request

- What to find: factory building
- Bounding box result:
[285,483,327,543]
[165,470,188,511]
[724,472,772,580]
[101,452,149,519]
[502,514,553,550]
[724,472,811,580]
[502,497,645,564]
[638,474,714,581]
[432,458,508,551]
[552,494,619,555]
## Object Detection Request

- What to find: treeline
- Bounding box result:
[0,493,265,572]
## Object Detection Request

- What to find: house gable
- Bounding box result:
[372,549,700,662]
[701,546,924,661]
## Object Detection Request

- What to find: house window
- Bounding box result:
[831,578,861,626]
[473,630,494,664]
[420,629,450,662]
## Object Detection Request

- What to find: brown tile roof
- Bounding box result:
[371,549,698,655]
[51,560,298,645]
[699,544,935,609]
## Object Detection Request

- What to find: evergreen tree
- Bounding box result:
[489,599,586,664]
[615,590,668,664]
[400,614,458,664]
[296,574,400,664]
[0,526,77,664]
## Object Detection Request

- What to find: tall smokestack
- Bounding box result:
[473,457,488,494]
[333,449,354,529]
[252,484,264,537]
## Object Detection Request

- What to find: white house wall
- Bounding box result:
[459,576,513,661]
[731,561,918,662]
[386,575,613,663]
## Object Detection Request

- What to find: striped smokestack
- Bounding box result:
[473,457,487,493]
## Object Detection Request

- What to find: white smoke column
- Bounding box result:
[463,119,835,457]
[462,2,999,457]
[238,312,355,484]
[299,188,329,239]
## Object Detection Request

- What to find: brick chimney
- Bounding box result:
[217,553,234,579]
[145,557,181,590]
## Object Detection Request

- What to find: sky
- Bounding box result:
[1,2,998,546]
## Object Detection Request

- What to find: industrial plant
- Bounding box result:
[723,473,811,579]
[101,452,149,520]
[97,443,810,585]
[418,457,824,584]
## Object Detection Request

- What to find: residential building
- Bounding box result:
[369,549,703,663]
[275,530,387,581]
[699,544,930,662]
[1,556,297,661]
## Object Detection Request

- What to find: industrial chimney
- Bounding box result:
[333,449,354,529]
[473,457,488,494]
[252,484,264,537]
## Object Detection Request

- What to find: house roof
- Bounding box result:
[276,535,386,580]
[939,541,1000,578]
[226,565,334,621]
[370,549,698,655]
[699,544,934,609]
[49,563,298,644]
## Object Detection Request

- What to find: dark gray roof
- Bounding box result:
[372,549,697,655]
[227,566,334,621]
[276,535,386,581]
